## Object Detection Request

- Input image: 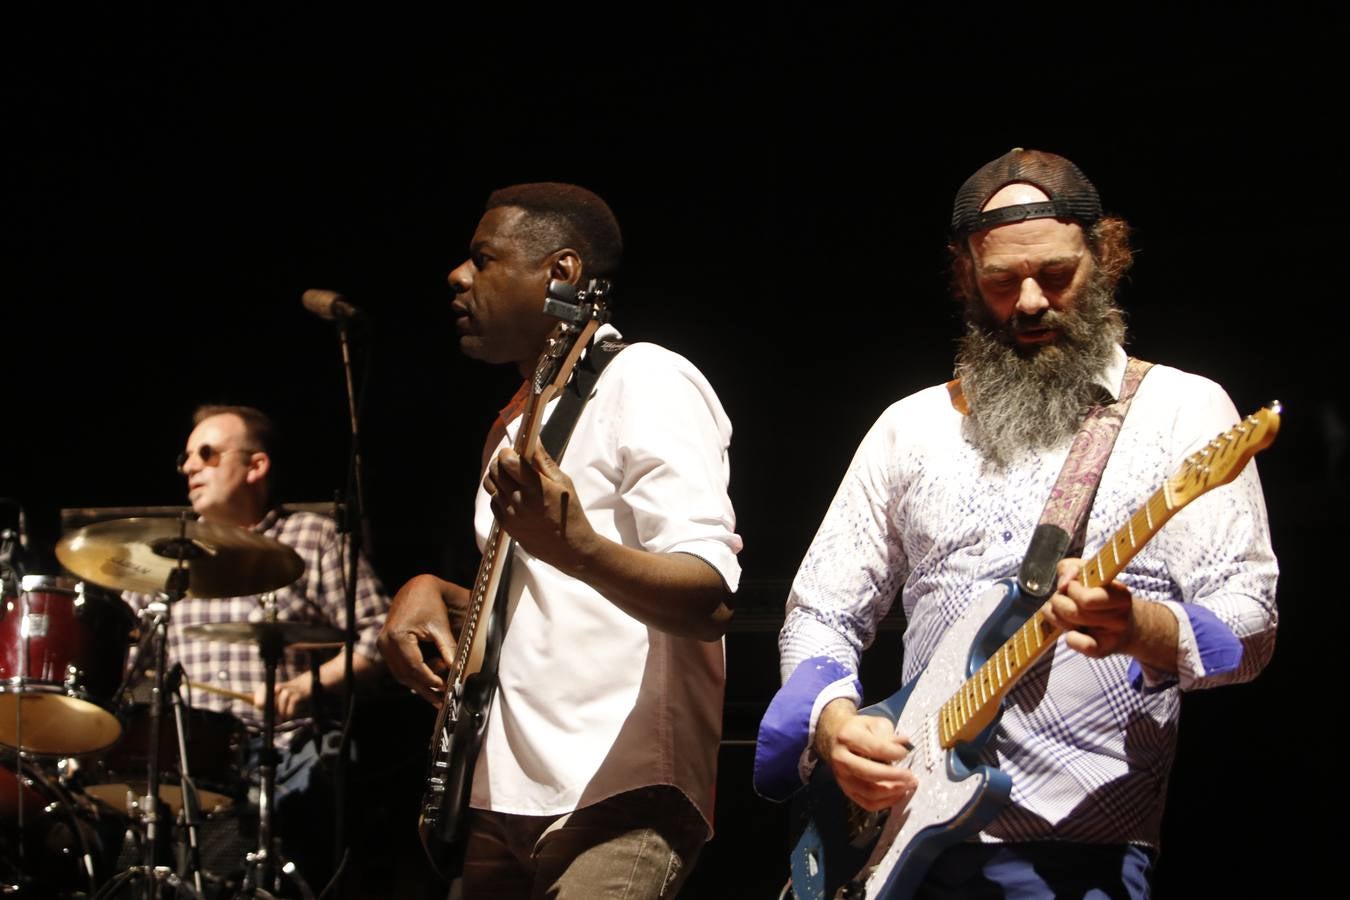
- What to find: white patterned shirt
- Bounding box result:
[778,346,1278,846]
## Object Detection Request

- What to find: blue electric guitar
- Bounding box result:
[790,402,1282,900]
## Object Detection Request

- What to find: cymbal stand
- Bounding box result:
[95,517,203,900]
[113,615,208,891]
[165,664,207,895]
[237,601,314,900]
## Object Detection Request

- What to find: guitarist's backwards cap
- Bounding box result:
[950,148,1103,239]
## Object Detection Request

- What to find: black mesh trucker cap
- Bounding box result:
[951,148,1102,238]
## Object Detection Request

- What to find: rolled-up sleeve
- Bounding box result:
[602,344,743,591]
[757,408,909,798]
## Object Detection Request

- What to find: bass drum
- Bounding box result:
[0,576,135,756]
[0,756,118,898]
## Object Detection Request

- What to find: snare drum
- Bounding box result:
[0,575,135,755]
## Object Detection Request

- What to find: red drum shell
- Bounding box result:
[0,577,134,755]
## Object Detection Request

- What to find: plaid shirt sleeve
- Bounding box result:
[269,511,389,662]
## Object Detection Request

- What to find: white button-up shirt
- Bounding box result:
[471,330,742,834]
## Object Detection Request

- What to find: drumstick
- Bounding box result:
[187,680,259,707]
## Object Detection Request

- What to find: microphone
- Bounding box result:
[302,289,363,321]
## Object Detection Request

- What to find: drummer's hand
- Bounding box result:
[253,680,309,723]
[378,574,467,708]
[254,675,311,722]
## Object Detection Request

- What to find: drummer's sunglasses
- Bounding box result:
[175,445,259,474]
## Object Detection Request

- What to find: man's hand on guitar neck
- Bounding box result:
[1042,558,1180,673]
[486,445,735,642]
[816,698,917,813]
[485,445,600,572]
[378,575,469,707]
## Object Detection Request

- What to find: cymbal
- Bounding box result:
[55,517,304,599]
[183,621,345,649]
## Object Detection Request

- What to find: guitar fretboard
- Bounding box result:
[936,407,1278,748]
[451,521,507,685]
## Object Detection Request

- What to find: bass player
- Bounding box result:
[377,183,742,898]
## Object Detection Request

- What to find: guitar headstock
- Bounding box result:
[1168,401,1282,505]
[530,278,614,398]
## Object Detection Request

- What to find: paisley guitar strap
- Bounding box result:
[1018,356,1154,599]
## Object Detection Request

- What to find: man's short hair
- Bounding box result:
[486,182,623,280]
[193,404,276,456]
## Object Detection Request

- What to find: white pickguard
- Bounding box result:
[857,583,1017,898]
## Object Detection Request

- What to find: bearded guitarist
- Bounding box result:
[378,183,741,898]
[756,150,1278,898]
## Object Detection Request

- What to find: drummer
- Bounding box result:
[121,404,390,884]
[124,404,390,725]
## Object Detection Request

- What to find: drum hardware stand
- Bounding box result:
[95,515,205,900]
[96,866,200,900]
[165,663,207,895]
[1,739,27,897]
[236,597,315,900]
[52,513,307,899]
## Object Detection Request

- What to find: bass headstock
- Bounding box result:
[530,278,614,398]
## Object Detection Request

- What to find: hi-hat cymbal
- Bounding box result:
[55,517,304,599]
[183,621,345,648]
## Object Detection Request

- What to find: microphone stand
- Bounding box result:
[331,306,369,896]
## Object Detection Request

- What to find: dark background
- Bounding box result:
[4,5,1342,897]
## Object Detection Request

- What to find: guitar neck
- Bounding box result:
[447,393,549,687]
[451,521,511,684]
[445,313,603,689]
[936,404,1280,748]
[937,484,1180,747]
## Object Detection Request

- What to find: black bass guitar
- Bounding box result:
[418,278,611,876]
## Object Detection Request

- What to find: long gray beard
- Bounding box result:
[955,269,1125,468]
